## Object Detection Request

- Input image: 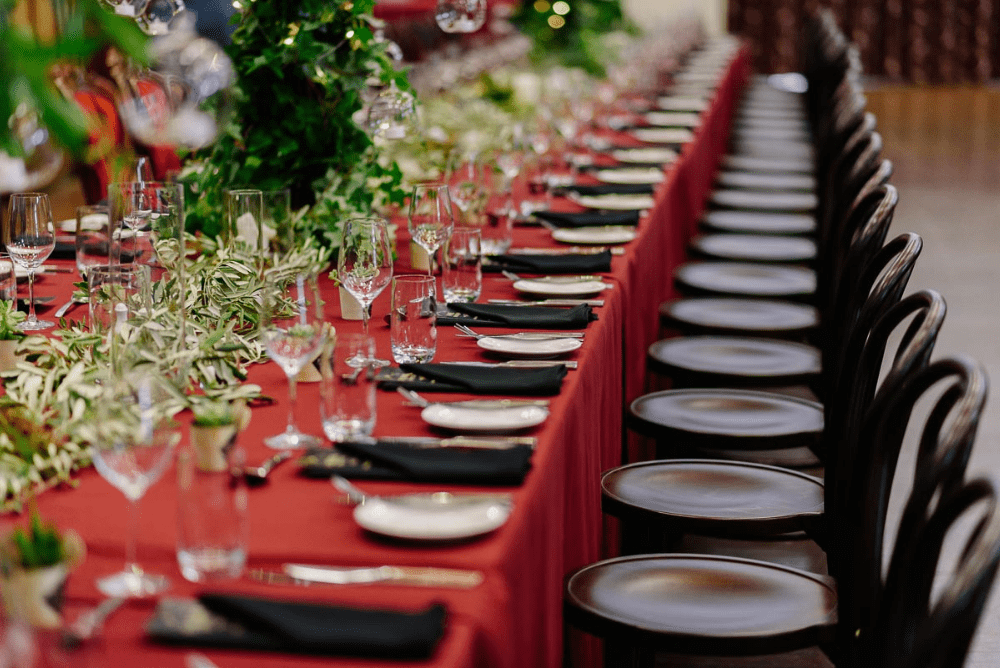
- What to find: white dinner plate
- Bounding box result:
[630,127,695,145]
[512,278,608,298]
[643,111,702,128]
[610,147,678,165]
[58,214,107,234]
[421,403,549,433]
[353,495,513,541]
[552,226,638,246]
[572,193,655,211]
[477,336,582,359]
[657,96,710,112]
[595,168,665,185]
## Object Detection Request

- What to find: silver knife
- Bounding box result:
[505,246,625,255]
[269,564,484,589]
[488,299,605,307]
[375,435,537,449]
[439,360,578,369]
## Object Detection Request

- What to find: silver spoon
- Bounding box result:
[331,475,512,508]
[396,386,550,409]
[61,597,125,648]
[240,451,293,486]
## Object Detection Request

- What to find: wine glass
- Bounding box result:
[74,204,111,281]
[5,193,55,331]
[260,271,326,450]
[407,183,454,278]
[337,218,393,362]
[91,373,180,598]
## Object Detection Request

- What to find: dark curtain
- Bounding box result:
[728,0,1000,83]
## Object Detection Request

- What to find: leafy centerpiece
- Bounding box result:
[182,0,410,250]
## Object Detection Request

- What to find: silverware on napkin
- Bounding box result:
[375,435,537,449]
[440,360,578,369]
[487,299,605,307]
[249,564,484,589]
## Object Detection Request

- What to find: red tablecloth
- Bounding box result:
[3,47,749,668]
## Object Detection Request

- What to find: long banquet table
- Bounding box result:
[1,46,748,668]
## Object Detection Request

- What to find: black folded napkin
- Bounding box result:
[533,210,641,228]
[51,242,76,259]
[567,183,655,196]
[437,303,597,329]
[484,250,612,275]
[376,363,567,396]
[299,441,534,485]
[147,594,445,659]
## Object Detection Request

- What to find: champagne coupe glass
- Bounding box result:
[407,183,454,279]
[260,271,326,450]
[91,373,180,598]
[337,218,393,364]
[5,193,55,330]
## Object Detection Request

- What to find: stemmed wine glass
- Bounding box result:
[407,183,454,279]
[5,193,55,330]
[91,372,180,598]
[260,271,326,450]
[338,217,393,363]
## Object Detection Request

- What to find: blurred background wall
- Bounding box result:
[727,0,1000,82]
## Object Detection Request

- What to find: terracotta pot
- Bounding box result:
[338,287,364,321]
[0,339,23,373]
[189,424,237,472]
[0,563,68,629]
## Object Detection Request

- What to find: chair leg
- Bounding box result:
[604,639,655,668]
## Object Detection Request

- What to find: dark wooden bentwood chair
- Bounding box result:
[565,357,993,668]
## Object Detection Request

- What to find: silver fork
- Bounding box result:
[501,270,602,283]
[454,324,584,340]
[397,386,551,409]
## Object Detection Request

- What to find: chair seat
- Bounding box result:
[733,117,811,134]
[701,209,817,235]
[661,297,819,336]
[691,234,817,262]
[730,126,813,143]
[730,140,815,162]
[715,170,817,192]
[675,262,817,299]
[647,336,821,385]
[720,154,815,174]
[628,388,823,449]
[710,189,818,213]
[737,106,808,122]
[564,554,837,654]
[602,459,824,535]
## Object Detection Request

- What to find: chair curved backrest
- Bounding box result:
[883,476,1000,668]
[821,287,944,527]
[835,357,989,657]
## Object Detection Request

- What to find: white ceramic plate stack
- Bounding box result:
[421,403,550,433]
[512,277,609,298]
[594,168,665,185]
[477,336,583,359]
[630,127,696,145]
[354,494,513,541]
[610,147,678,165]
[572,193,656,211]
[643,111,702,128]
[551,227,638,246]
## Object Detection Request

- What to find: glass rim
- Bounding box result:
[393,273,436,285]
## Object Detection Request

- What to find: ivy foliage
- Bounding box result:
[510,0,634,77]
[182,0,408,249]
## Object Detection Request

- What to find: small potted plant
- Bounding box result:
[0,300,26,372]
[0,512,85,629]
[190,400,241,472]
